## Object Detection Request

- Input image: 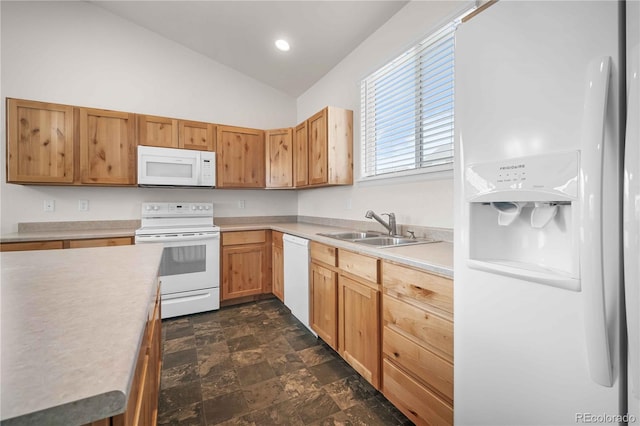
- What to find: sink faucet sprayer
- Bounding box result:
[365,210,398,236]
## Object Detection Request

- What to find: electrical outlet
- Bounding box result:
[346,198,352,210]
[238,200,246,209]
[43,200,55,212]
[78,200,89,211]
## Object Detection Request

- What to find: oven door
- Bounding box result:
[135,232,220,294]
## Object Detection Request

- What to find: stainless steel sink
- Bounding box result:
[352,236,438,248]
[317,231,385,240]
[317,231,439,248]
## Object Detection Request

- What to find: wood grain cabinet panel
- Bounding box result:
[382,359,453,426]
[65,237,133,249]
[138,115,214,151]
[383,261,453,318]
[216,125,265,188]
[6,98,75,183]
[293,121,309,187]
[307,106,353,187]
[310,262,338,350]
[0,241,64,252]
[338,274,380,389]
[381,261,454,424]
[272,231,284,302]
[338,249,379,284]
[180,120,215,151]
[79,108,136,185]
[383,295,453,362]
[221,231,270,302]
[310,241,337,267]
[137,115,178,148]
[265,128,293,188]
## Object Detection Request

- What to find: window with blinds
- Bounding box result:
[361,22,456,178]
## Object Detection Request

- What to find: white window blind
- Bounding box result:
[361,22,456,178]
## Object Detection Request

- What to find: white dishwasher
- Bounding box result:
[283,234,316,335]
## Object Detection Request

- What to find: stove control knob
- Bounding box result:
[153,205,159,211]
[198,205,203,210]
[145,205,152,211]
[205,205,210,210]
[191,205,197,211]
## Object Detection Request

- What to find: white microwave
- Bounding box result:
[138,146,216,187]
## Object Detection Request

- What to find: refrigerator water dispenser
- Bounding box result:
[465,151,580,291]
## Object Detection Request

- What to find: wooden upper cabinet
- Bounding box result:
[180,120,215,151]
[294,121,309,187]
[137,115,178,148]
[307,106,353,187]
[216,125,265,188]
[138,115,214,151]
[6,98,74,183]
[79,107,136,185]
[265,128,293,188]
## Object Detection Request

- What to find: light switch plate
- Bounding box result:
[78,200,89,211]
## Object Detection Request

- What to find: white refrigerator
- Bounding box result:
[454,1,639,425]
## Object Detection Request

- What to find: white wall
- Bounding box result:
[296,1,473,229]
[0,1,297,234]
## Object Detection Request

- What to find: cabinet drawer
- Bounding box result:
[66,237,133,249]
[338,249,379,283]
[383,359,452,426]
[272,231,284,248]
[383,326,453,403]
[310,241,337,266]
[222,230,266,246]
[383,295,453,362]
[383,261,452,317]
[0,241,64,252]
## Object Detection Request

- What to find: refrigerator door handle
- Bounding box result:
[624,48,640,400]
[579,56,613,387]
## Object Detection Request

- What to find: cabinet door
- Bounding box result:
[179,120,215,151]
[307,108,328,185]
[7,98,74,183]
[79,108,136,185]
[272,244,284,302]
[137,115,178,148]
[310,262,338,350]
[265,128,293,188]
[294,121,309,187]
[221,244,266,300]
[339,275,380,389]
[216,125,265,188]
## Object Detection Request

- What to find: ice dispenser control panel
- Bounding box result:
[465,151,579,202]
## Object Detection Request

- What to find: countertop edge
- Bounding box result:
[1,391,126,426]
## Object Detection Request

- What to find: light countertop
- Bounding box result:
[1,221,453,277]
[0,244,163,425]
[219,222,453,278]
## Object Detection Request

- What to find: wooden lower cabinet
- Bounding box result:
[0,237,133,252]
[382,359,452,426]
[381,260,454,426]
[310,261,338,349]
[272,231,284,302]
[0,240,64,251]
[221,230,271,302]
[338,274,380,389]
[65,237,133,249]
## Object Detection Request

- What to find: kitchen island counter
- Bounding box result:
[0,244,163,425]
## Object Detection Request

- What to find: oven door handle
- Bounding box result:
[136,233,219,243]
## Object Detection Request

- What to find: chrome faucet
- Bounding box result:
[365,210,398,236]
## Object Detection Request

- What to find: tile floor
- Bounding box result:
[158,298,412,425]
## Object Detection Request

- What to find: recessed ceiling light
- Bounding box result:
[275,39,290,52]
